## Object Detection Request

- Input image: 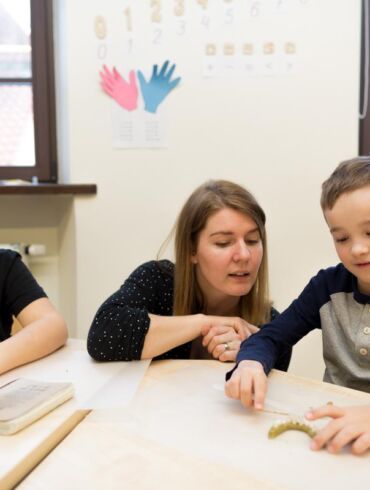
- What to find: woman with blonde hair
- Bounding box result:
[87,180,291,367]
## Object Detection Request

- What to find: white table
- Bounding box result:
[18,360,370,490]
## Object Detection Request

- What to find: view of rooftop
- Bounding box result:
[0,0,34,167]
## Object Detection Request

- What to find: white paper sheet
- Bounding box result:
[0,342,151,410]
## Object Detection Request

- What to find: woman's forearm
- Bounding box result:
[141,313,205,359]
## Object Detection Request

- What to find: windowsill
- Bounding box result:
[0,182,97,195]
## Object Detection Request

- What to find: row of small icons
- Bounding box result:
[203,41,296,77]
[203,55,295,77]
[205,42,296,56]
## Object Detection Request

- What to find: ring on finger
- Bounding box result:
[223,342,230,351]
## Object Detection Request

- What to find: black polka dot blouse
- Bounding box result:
[87,260,192,361]
[86,260,289,367]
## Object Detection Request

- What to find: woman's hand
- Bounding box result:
[201,316,259,361]
[306,404,370,455]
[224,360,267,409]
[201,325,241,361]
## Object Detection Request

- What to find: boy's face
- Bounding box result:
[324,185,370,295]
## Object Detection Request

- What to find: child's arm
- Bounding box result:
[306,404,370,455]
[224,268,332,399]
[0,298,67,374]
[225,360,268,409]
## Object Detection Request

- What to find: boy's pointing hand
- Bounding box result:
[225,360,267,409]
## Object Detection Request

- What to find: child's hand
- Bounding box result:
[224,360,267,409]
[306,404,370,455]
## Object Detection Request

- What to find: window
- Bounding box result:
[0,0,57,182]
[360,0,370,154]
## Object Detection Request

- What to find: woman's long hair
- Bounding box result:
[173,180,271,325]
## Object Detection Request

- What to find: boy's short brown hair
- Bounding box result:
[321,156,370,210]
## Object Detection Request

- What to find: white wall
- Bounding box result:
[53,0,361,380]
[0,195,73,311]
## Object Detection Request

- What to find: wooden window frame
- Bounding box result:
[360,0,370,155]
[0,0,57,182]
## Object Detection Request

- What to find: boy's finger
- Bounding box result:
[306,405,344,420]
[225,374,240,400]
[253,371,267,410]
[239,370,253,408]
[352,431,370,455]
[310,419,343,450]
[327,426,362,454]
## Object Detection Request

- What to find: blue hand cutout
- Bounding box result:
[137,60,181,114]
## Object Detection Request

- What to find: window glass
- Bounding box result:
[0,83,35,166]
[0,0,56,181]
[0,1,35,169]
[0,0,31,78]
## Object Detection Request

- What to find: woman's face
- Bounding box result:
[191,207,263,306]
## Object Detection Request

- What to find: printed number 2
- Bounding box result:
[153,28,162,44]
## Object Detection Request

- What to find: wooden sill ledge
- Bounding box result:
[0,182,97,195]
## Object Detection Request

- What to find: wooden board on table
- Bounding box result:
[0,339,149,489]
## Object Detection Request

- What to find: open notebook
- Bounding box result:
[0,378,74,435]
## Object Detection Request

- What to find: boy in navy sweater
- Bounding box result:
[225,157,370,455]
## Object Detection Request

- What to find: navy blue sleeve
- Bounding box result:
[236,270,328,374]
[259,306,291,371]
[225,306,291,381]
[87,261,174,362]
